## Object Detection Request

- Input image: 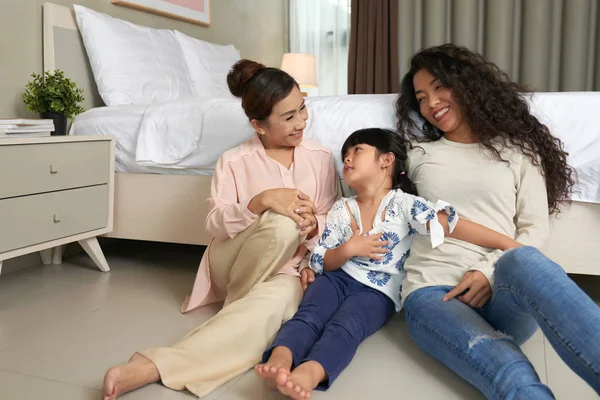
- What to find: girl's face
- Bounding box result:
[413,68,467,136]
[342,143,384,187]
[252,86,308,149]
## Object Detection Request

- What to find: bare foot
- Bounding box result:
[276,361,326,400]
[102,353,160,400]
[255,346,294,390]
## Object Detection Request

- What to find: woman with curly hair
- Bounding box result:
[396,43,600,399]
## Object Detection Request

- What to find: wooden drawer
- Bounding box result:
[0,185,108,253]
[0,141,110,199]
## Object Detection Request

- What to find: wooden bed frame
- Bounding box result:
[43,2,600,275]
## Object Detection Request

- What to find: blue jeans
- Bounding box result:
[404,246,600,399]
[262,269,395,389]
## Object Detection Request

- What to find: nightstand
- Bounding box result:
[0,135,115,274]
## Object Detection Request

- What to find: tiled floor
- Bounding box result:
[0,241,598,400]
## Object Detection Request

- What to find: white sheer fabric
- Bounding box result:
[289,0,351,96]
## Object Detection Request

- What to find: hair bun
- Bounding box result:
[227,59,266,97]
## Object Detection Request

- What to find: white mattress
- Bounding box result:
[71,93,600,204]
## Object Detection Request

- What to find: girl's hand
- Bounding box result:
[300,268,316,291]
[298,212,318,238]
[345,229,389,260]
[443,271,492,308]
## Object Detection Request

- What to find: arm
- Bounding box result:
[466,156,549,285]
[308,200,346,274]
[303,154,341,250]
[323,242,352,271]
[437,212,521,250]
[205,157,261,240]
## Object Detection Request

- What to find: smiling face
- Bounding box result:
[252,86,308,149]
[413,68,468,136]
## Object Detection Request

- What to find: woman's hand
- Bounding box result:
[345,229,389,260]
[300,268,316,291]
[443,270,492,308]
[250,189,316,227]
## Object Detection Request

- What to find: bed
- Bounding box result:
[44,3,600,275]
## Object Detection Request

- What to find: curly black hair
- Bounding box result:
[396,43,576,214]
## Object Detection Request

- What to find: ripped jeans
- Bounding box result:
[404,247,600,400]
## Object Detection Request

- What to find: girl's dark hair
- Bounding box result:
[341,128,417,195]
[396,43,576,214]
[227,59,299,121]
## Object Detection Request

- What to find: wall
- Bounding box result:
[0,0,289,117]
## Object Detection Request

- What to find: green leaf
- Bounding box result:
[21,69,85,119]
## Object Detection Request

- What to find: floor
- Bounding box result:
[0,241,598,400]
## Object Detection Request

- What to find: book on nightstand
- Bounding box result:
[0,118,54,137]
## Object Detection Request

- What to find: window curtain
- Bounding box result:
[289,0,352,96]
[348,0,400,94]
[398,0,600,92]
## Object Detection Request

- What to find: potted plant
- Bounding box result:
[22,69,85,135]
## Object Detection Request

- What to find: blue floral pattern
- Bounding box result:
[410,200,430,220]
[321,226,332,242]
[367,271,391,287]
[308,190,458,312]
[395,250,410,271]
[310,253,324,274]
[447,207,457,224]
[407,222,417,236]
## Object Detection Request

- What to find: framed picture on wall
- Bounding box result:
[110,0,210,26]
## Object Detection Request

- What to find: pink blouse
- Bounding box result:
[181,134,339,313]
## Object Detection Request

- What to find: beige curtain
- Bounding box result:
[398,0,600,92]
[349,0,400,94]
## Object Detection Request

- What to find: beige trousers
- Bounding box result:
[140,211,305,398]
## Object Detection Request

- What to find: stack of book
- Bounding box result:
[0,119,55,138]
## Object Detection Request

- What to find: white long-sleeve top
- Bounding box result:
[404,137,549,303]
[309,189,458,311]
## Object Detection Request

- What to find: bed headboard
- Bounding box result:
[43,2,103,110]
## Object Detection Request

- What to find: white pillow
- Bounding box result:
[175,31,241,99]
[74,5,194,105]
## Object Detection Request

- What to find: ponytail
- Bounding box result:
[395,169,418,195]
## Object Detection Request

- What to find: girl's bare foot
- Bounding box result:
[102,353,160,400]
[255,346,294,390]
[276,361,326,400]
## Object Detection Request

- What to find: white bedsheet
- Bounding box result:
[71,92,600,203]
[528,92,600,204]
[70,100,254,175]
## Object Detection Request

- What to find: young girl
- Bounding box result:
[255,127,522,399]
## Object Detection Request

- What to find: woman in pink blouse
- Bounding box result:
[102,59,339,400]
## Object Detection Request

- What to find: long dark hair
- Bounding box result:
[396,43,575,214]
[341,128,417,195]
[227,59,299,121]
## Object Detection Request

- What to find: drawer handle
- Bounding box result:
[53,214,60,223]
[50,165,58,174]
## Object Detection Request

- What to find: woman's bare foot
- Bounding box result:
[255,346,294,390]
[276,361,326,399]
[102,353,160,400]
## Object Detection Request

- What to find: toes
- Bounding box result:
[254,364,264,376]
[275,371,288,386]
